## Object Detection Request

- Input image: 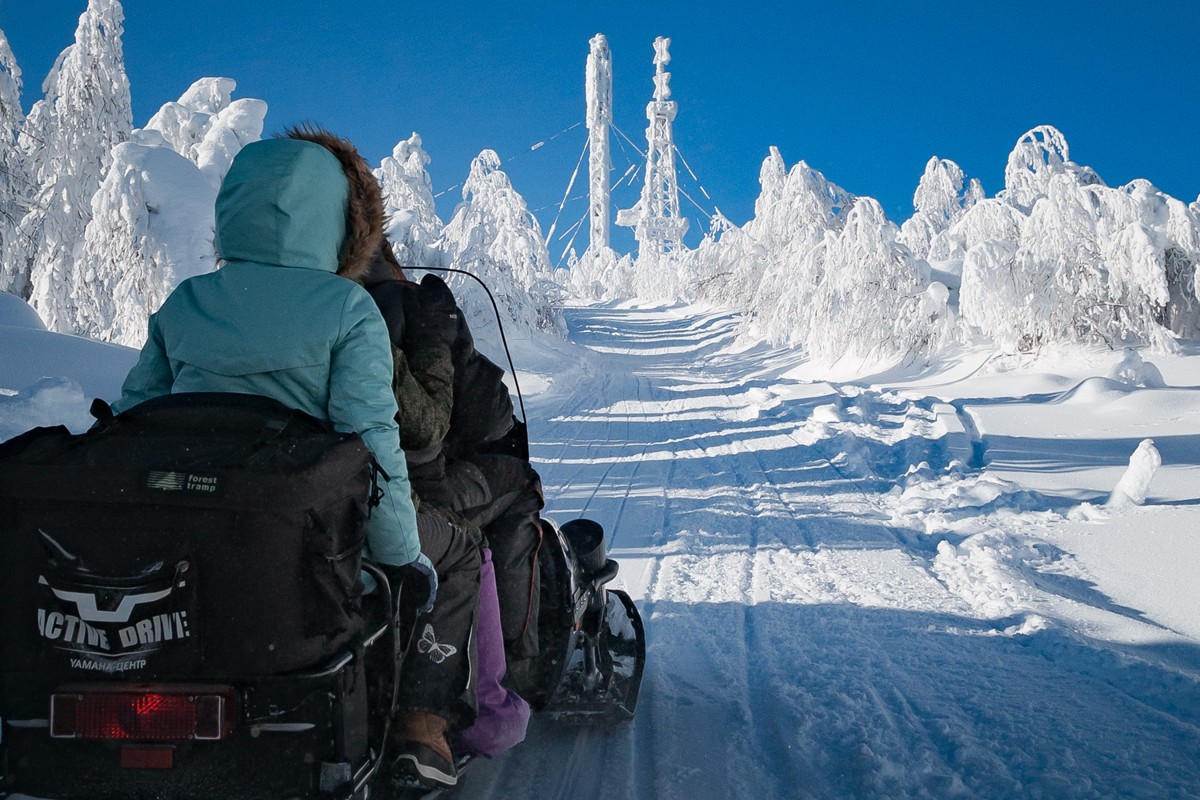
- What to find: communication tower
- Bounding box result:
[616,36,688,258]
[585,34,613,254]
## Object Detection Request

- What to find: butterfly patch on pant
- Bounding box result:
[417,623,458,664]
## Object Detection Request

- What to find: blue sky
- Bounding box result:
[3,0,1199,262]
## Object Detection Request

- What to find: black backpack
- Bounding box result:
[0,393,376,679]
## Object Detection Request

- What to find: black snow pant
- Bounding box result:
[457,455,544,660]
[396,512,480,731]
[415,454,544,660]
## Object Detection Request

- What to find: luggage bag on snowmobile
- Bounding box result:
[0,394,400,800]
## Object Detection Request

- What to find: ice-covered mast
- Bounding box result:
[585,33,612,254]
[617,36,688,258]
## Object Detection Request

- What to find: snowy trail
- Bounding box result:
[463,304,1200,800]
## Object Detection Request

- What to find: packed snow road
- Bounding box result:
[462,303,1200,800]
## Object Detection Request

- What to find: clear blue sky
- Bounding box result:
[3,0,1199,262]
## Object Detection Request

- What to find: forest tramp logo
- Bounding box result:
[145,470,220,494]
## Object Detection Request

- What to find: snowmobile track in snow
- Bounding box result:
[454,304,1200,800]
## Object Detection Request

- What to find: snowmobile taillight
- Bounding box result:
[49,684,237,741]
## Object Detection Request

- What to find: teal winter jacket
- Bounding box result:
[114,138,421,567]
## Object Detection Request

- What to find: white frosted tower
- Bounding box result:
[617,36,688,258]
[585,33,613,254]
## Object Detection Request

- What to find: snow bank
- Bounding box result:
[0,316,136,439]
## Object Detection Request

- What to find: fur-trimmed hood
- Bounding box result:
[285,125,384,280]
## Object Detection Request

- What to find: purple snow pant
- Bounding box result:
[453,548,531,758]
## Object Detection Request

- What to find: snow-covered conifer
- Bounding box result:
[376,132,445,267]
[191,98,266,188]
[62,79,263,345]
[0,30,30,295]
[72,136,216,346]
[440,149,565,342]
[17,0,133,332]
[143,78,236,160]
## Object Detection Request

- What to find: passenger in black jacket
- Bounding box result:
[361,244,537,762]
[361,246,545,664]
[357,246,479,789]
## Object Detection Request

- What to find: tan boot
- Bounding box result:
[391,710,457,788]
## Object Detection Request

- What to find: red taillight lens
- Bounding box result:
[50,685,236,741]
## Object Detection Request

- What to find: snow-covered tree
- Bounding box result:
[376,132,445,268]
[68,80,263,346]
[440,149,565,341]
[748,153,855,345]
[191,98,266,189]
[928,197,1027,264]
[72,135,217,346]
[960,127,1200,352]
[0,29,29,295]
[631,246,688,302]
[898,157,982,261]
[1096,179,1200,342]
[16,0,132,332]
[561,244,635,302]
[143,78,266,189]
[674,211,768,309]
[142,78,234,162]
[1001,124,1102,212]
[959,239,1028,350]
[805,197,946,363]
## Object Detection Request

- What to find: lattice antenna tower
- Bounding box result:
[617,36,688,258]
[585,33,613,254]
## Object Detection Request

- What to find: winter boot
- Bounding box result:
[391,710,457,788]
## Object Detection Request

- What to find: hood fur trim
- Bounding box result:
[283,125,383,280]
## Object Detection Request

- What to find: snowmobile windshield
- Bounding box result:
[213,138,349,273]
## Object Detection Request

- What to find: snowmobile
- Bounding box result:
[0,272,645,800]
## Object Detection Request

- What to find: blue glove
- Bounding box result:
[410,552,438,614]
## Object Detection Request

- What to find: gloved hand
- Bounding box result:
[408,552,439,615]
[402,274,459,352]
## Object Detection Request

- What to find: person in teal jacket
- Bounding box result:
[113,128,429,580]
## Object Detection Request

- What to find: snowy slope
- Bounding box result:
[0,292,136,439]
[463,303,1200,800]
[2,300,1199,798]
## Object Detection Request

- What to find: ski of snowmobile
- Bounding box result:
[540,587,645,724]
[531,519,647,725]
